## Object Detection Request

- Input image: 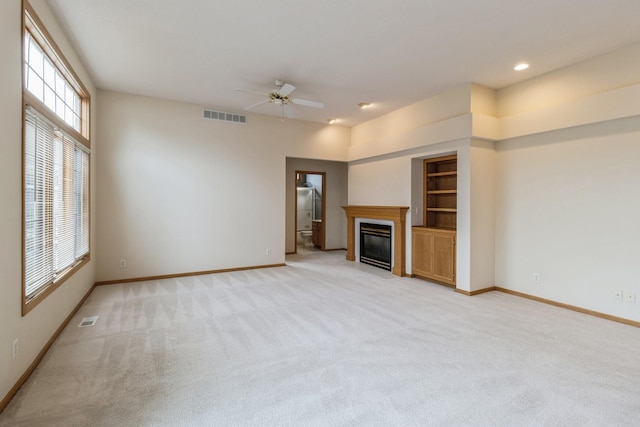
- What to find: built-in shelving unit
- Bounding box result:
[413,154,457,286]
[424,155,457,230]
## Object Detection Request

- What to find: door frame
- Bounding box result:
[294,170,326,253]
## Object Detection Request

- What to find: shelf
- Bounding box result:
[413,226,456,232]
[427,171,457,177]
[427,190,457,195]
[427,208,457,213]
[424,155,457,230]
[428,226,456,232]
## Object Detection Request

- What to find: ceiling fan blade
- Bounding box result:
[292,98,324,109]
[278,83,296,96]
[244,99,269,111]
[283,104,296,119]
[235,88,268,97]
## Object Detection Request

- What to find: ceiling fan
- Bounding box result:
[236,79,324,119]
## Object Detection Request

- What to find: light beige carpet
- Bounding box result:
[1,250,640,426]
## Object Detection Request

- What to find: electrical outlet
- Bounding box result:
[532,273,540,284]
[266,248,272,256]
[625,292,636,304]
[615,290,624,302]
[120,259,126,268]
[12,338,18,359]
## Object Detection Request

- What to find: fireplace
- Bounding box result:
[342,206,409,276]
[359,223,392,271]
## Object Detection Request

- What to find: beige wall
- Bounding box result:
[496,43,640,118]
[0,0,97,404]
[469,140,496,292]
[3,0,640,410]
[492,42,640,321]
[495,117,640,321]
[96,91,350,282]
[285,158,348,253]
[351,84,471,148]
[349,84,473,161]
[348,41,640,319]
[347,83,489,291]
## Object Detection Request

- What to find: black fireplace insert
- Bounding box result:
[359,223,392,271]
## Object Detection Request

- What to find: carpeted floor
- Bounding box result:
[1,250,639,426]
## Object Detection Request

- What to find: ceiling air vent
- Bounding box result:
[203,109,246,124]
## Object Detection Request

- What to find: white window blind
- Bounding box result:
[24,108,89,299]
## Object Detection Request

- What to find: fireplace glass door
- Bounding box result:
[360,223,391,271]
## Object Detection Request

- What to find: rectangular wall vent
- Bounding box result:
[203,109,246,124]
[78,316,99,327]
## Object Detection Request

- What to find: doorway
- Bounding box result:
[294,171,326,253]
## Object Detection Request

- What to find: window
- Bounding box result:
[23,2,90,314]
[24,30,82,131]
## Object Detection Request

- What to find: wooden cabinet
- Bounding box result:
[413,155,457,286]
[412,227,456,285]
[312,220,322,248]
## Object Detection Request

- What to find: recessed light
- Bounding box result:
[326,118,336,124]
[358,102,371,109]
[514,63,529,71]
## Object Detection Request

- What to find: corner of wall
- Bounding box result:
[470,84,497,117]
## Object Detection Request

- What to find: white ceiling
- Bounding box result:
[47,0,640,127]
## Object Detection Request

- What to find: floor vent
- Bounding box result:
[203,109,246,124]
[78,316,99,327]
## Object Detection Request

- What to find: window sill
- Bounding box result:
[22,254,91,316]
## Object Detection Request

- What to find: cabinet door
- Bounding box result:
[431,234,455,284]
[412,229,433,277]
[412,228,455,285]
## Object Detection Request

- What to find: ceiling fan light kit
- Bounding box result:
[269,92,290,105]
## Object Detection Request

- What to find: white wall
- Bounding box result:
[349,157,413,207]
[348,156,414,270]
[495,117,640,321]
[285,158,348,253]
[492,41,640,321]
[349,85,473,161]
[3,2,640,408]
[351,84,471,149]
[96,91,350,281]
[496,43,640,117]
[0,0,97,405]
[349,138,473,280]
[348,40,640,321]
[347,84,488,289]
[469,140,496,292]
